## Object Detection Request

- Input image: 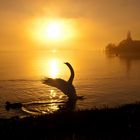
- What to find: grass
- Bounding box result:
[1,102,140,140]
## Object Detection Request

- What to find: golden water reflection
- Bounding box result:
[50,89,63,99]
[38,57,61,79]
[49,59,59,78]
[47,89,64,113]
[22,89,66,115]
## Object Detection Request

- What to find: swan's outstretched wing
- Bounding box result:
[42,77,76,99]
[42,78,68,93]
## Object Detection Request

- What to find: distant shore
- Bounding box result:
[106,32,140,55]
[0,102,140,140]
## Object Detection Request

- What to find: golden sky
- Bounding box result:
[0,0,140,51]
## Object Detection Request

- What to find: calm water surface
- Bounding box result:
[0,50,140,118]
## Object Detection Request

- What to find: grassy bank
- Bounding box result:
[0,102,140,140]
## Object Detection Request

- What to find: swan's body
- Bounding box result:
[43,62,77,100]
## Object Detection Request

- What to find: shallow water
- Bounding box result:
[0,50,140,118]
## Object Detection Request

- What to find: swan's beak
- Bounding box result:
[64,62,69,66]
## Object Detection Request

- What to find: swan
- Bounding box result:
[43,62,77,100]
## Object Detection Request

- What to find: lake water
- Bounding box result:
[0,50,140,118]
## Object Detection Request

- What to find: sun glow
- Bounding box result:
[46,22,63,40]
[29,18,76,44]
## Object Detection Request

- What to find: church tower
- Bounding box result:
[127,31,132,41]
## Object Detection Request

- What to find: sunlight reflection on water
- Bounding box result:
[1,50,140,118]
[22,89,67,115]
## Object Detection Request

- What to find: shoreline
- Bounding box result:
[0,102,140,139]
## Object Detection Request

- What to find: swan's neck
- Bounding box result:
[67,64,74,84]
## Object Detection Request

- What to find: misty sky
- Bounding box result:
[0,0,140,51]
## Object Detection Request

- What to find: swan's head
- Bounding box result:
[64,62,74,71]
[64,62,69,64]
[64,62,71,67]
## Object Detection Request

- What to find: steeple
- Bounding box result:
[127,31,132,41]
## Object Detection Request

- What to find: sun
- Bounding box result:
[29,18,76,44]
[46,22,63,40]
